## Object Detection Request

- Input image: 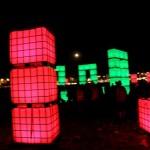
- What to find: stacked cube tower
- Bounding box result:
[9,27,60,144]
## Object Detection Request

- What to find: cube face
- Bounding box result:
[12,104,60,144]
[56,66,65,71]
[138,99,150,133]
[10,67,58,103]
[89,64,96,69]
[10,27,56,65]
[147,73,150,82]
[130,74,137,83]
[147,73,150,78]
[109,68,120,77]
[78,65,85,70]
[108,58,120,68]
[58,77,66,85]
[79,70,86,76]
[120,60,129,68]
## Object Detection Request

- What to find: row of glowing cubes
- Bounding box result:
[107,48,128,59]
[109,68,129,77]
[108,59,129,68]
[131,73,150,83]
[10,27,56,65]
[78,63,97,70]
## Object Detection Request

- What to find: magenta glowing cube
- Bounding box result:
[9,27,56,64]
[130,74,137,83]
[10,66,58,103]
[147,73,150,82]
[138,98,150,133]
[12,104,60,144]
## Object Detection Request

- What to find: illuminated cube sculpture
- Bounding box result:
[138,98,150,133]
[55,65,68,102]
[10,27,56,65]
[12,104,60,143]
[56,66,66,86]
[10,67,57,103]
[10,27,60,144]
[78,63,98,84]
[107,48,130,94]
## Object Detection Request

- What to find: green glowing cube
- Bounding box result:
[79,76,86,81]
[58,76,66,85]
[79,70,86,76]
[58,71,66,77]
[108,58,120,68]
[60,90,68,102]
[90,63,97,69]
[109,68,121,77]
[120,60,129,68]
[90,69,97,75]
[56,66,65,71]
[78,65,85,70]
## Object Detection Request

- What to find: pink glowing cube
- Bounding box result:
[10,66,58,103]
[12,104,60,144]
[10,27,56,64]
[138,98,150,133]
[130,74,137,83]
[147,73,150,82]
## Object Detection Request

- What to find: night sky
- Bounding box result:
[0,4,150,77]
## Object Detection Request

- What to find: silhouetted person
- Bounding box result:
[127,83,138,120]
[83,82,93,117]
[115,80,127,121]
[84,82,93,101]
[67,84,78,116]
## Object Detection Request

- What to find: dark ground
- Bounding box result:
[1,88,150,150]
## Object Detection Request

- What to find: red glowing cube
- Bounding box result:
[130,74,137,83]
[138,98,150,133]
[147,73,150,82]
[12,104,60,144]
[9,27,56,64]
[10,67,58,103]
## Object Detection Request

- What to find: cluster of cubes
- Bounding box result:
[78,63,98,85]
[10,27,60,144]
[107,48,130,94]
